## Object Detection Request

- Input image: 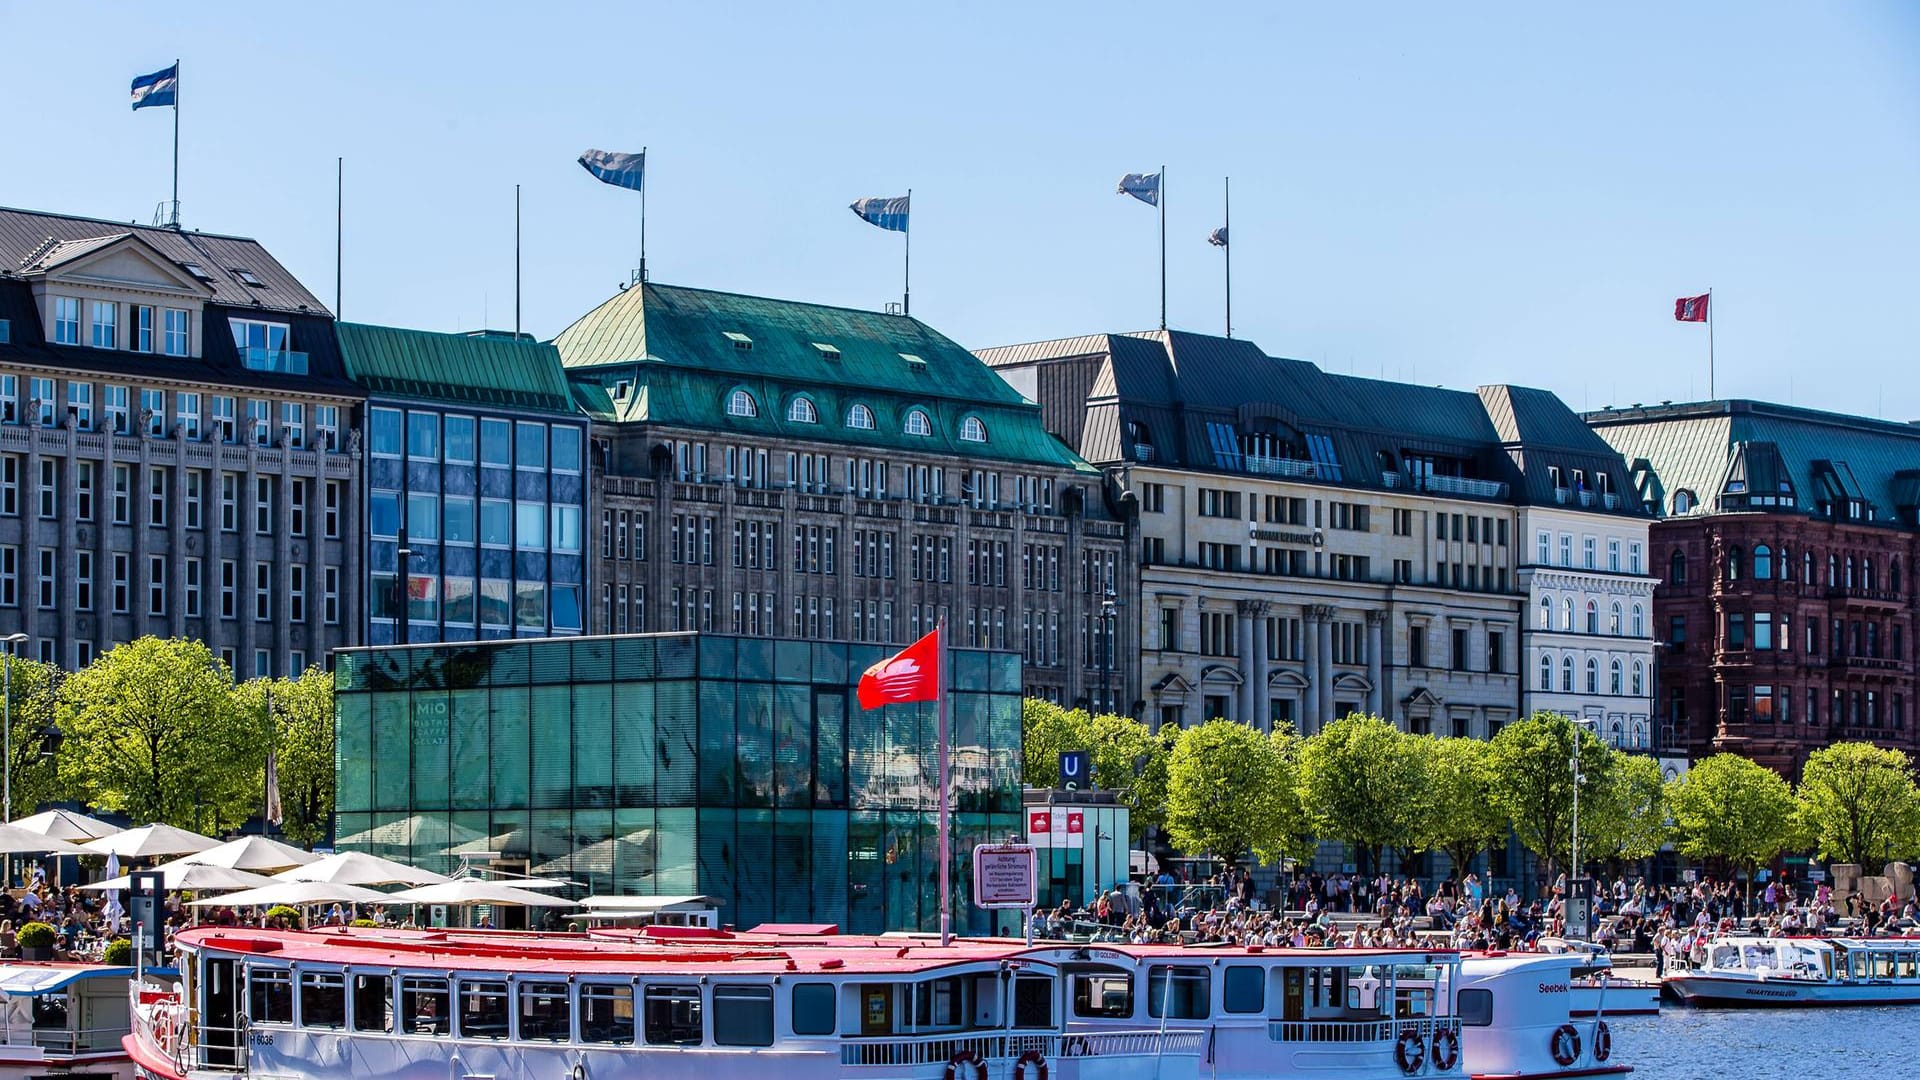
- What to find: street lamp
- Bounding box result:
[1100,585,1117,714]
[395,543,415,647]
[1,632,28,823]
[1568,716,1599,881]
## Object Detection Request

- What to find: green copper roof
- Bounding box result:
[555,282,1093,471]
[337,323,576,414]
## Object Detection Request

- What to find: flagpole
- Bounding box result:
[170,59,181,228]
[1223,176,1233,338]
[638,145,648,284]
[903,187,911,317]
[1158,166,1167,330]
[515,183,522,337]
[1707,287,1715,399]
[935,615,951,946]
[335,157,343,317]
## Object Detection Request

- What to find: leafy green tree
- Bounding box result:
[1296,715,1428,876]
[1418,736,1508,878]
[235,667,336,848]
[1581,752,1668,868]
[1796,742,1920,872]
[57,638,263,830]
[1165,719,1298,868]
[1485,712,1614,888]
[1667,752,1804,891]
[0,656,63,820]
[1020,699,1172,839]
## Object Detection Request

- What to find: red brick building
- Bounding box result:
[1588,401,1919,774]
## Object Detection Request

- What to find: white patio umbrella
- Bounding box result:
[83,864,273,892]
[10,809,122,842]
[0,823,88,856]
[188,881,392,908]
[273,851,449,887]
[81,823,218,859]
[387,880,577,908]
[175,836,319,873]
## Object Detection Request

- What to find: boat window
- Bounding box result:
[644,984,703,1046]
[1899,954,1918,979]
[1710,945,1740,970]
[910,976,965,1028]
[1072,973,1133,1018]
[580,984,635,1044]
[1012,975,1053,1029]
[1146,966,1211,1020]
[1222,966,1264,1014]
[400,977,450,1035]
[1741,945,1777,971]
[713,984,774,1047]
[791,983,836,1036]
[247,968,292,1025]
[31,994,67,1031]
[519,982,571,1041]
[458,980,511,1040]
[1346,967,1384,1013]
[352,973,392,1033]
[1457,988,1494,1027]
[1873,953,1897,980]
[299,971,345,1029]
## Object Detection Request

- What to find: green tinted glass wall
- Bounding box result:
[334,632,1024,934]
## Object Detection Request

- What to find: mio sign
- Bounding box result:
[972,844,1038,909]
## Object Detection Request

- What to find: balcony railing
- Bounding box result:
[1381,470,1403,489]
[1829,655,1907,673]
[1826,586,1904,605]
[1132,443,1156,462]
[1577,489,1597,507]
[1553,486,1570,504]
[239,346,309,376]
[1603,492,1622,509]
[1416,474,1509,499]
[1244,453,1321,479]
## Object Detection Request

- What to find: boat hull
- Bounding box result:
[1663,975,1920,1008]
[1568,983,1659,1017]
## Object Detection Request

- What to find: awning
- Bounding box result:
[577,894,719,913]
[0,966,134,997]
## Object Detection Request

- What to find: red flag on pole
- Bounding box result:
[1674,293,1710,322]
[857,627,941,709]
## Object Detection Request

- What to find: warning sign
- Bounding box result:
[972,844,1038,909]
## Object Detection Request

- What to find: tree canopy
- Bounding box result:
[1795,742,1920,872]
[1019,699,1172,838]
[1164,719,1299,867]
[1296,714,1428,875]
[233,666,337,848]
[1579,751,1668,866]
[1417,735,1508,876]
[0,657,61,821]
[1666,752,1804,879]
[1485,712,1613,883]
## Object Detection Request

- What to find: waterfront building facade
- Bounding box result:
[0,207,361,675]
[332,632,1026,934]
[555,283,1132,708]
[981,332,1651,739]
[1588,400,1920,772]
[335,324,589,645]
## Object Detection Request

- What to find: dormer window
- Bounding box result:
[904,409,932,437]
[1673,489,1695,515]
[51,297,80,345]
[788,397,818,424]
[89,301,116,349]
[722,332,753,351]
[959,416,987,443]
[726,389,758,418]
[899,352,927,369]
[846,403,875,430]
[231,318,303,375]
[163,308,190,356]
[612,379,634,401]
[811,343,841,361]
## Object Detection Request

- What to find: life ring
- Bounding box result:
[1550,1023,1581,1067]
[573,1065,587,1080]
[1592,1020,1611,1063]
[1014,1050,1049,1080]
[944,1050,987,1080]
[1431,1025,1461,1071]
[1394,1027,1427,1074]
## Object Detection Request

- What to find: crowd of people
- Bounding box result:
[0,869,131,962]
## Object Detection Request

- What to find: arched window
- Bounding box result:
[903,409,932,437]
[1586,658,1599,694]
[1631,603,1645,637]
[787,397,818,424]
[1610,659,1623,696]
[846,403,875,430]
[1753,544,1772,580]
[1561,656,1575,693]
[1631,660,1645,696]
[1726,546,1743,581]
[1562,598,1575,631]
[1609,602,1623,635]
[1673,489,1695,514]
[1670,550,1687,585]
[726,389,758,418]
[1829,554,1839,586]
[1586,600,1599,635]
[1633,720,1647,748]
[1846,556,1856,588]
[1610,721,1624,746]
[959,416,988,443]
[1804,551,1814,584]
[1538,595,1553,630]
[1895,561,1905,597]
[1864,558,1876,591]
[1539,654,1554,692]
[1778,546,1791,580]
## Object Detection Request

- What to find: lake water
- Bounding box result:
[1612,1007,1899,1078]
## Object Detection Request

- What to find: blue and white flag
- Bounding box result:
[578,149,646,192]
[1208,226,1228,247]
[849,195,910,233]
[1117,171,1161,206]
[130,63,178,110]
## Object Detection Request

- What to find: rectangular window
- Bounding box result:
[299,972,345,1029]
[171,391,199,440]
[220,560,237,619]
[324,567,340,624]
[324,481,343,538]
[139,388,164,435]
[282,402,304,448]
[248,399,270,445]
[255,562,271,621]
[480,418,512,466]
[0,457,13,517]
[75,461,94,521]
[67,381,92,429]
[51,297,80,345]
[0,547,14,607]
[517,982,570,1042]
[162,308,189,356]
[185,558,202,618]
[289,565,306,622]
[1222,966,1265,1014]
[516,421,547,470]
[112,554,130,613]
[32,378,55,427]
[407,410,440,460]
[255,476,274,535]
[580,984,635,1044]
[148,555,167,615]
[231,318,296,373]
[712,985,773,1047]
[643,986,702,1046]
[75,550,93,611]
[148,467,168,526]
[133,305,155,353]
[315,404,339,447]
[36,460,55,519]
[89,300,117,348]
[456,980,509,1041]
[481,498,512,546]
[248,968,292,1025]
[443,415,476,463]
[105,384,129,434]
[516,500,546,549]
[1145,966,1210,1019]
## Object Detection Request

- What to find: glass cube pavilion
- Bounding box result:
[333,632,1026,935]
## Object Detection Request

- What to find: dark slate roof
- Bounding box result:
[0,206,327,315]
[556,282,1094,471]
[1586,399,1920,525]
[982,328,1642,512]
[337,323,576,414]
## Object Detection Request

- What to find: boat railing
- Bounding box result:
[1269,1015,1461,1045]
[840,1028,1205,1067]
[129,985,194,1077]
[28,1025,129,1054]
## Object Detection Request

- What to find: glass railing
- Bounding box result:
[240,346,309,375]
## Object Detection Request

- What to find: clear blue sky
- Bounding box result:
[4,1,1916,417]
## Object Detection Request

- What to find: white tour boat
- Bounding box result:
[1530,942,1657,1018]
[1456,952,1629,1079]
[0,961,140,1078]
[1663,934,1920,1007]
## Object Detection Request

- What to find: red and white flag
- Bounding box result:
[857,627,941,710]
[1674,293,1710,322]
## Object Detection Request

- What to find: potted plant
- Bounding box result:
[17,921,57,961]
[101,938,132,965]
[264,905,303,930]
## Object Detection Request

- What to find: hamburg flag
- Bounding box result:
[578,149,646,192]
[850,195,910,233]
[1117,172,1161,206]
[1675,293,1710,322]
[130,64,178,110]
[857,627,941,710]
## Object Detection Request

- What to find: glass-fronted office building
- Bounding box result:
[333,632,1025,934]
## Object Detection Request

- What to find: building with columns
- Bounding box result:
[0,207,361,675]
[555,282,1132,707]
[981,331,1648,738]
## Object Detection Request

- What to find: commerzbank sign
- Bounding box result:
[1248,524,1324,548]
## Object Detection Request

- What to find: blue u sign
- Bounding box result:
[1059,750,1091,791]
